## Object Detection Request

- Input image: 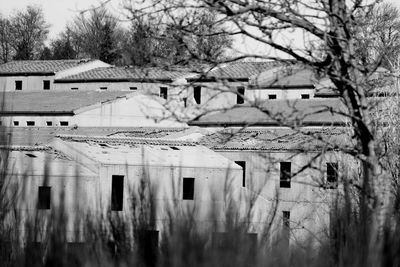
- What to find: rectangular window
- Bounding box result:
[183,97,187,108]
[130,87,138,91]
[71,87,78,90]
[111,175,124,211]
[46,121,52,126]
[60,121,69,126]
[301,94,310,99]
[15,80,22,90]
[283,211,290,228]
[100,87,107,90]
[13,121,19,126]
[182,177,195,200]
[160,87,168,100]
[26,121,35,126]
[268,94,277,100]
[235,161,246,187]
[237,86,245,104]
[280,162,291,188]
[194,86,201,104]
[38,186,51,210]
[43,80,50,90]
[327,163,339,184]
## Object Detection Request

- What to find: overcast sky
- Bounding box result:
[1,0,400,57]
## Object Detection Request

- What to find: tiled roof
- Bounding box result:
[0,59,95,75]
[58,135,198,146]
[250,67,316,88]
[55,66,195,83]
[0,127,189,146]
[189,99,348,126]
[0,91,133,114]
[199,128,352,151]
[188,61,277,81]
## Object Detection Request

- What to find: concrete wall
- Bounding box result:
[0,75,55,92]
[0,115,74,127]
[183,82,316,111]
[215,149,359,244]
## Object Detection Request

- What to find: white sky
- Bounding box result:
[1,0,400,55]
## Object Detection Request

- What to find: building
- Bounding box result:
[53,66,196,97]
[0,59,110,92]
[0,91,186,127]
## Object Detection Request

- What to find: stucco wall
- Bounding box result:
[0,75,55,92]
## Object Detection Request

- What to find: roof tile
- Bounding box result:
[0,59,94,74]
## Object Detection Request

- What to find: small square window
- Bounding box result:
[130,87,137,91]
[13,121,19,126]
[111,175,124,211]
[235,161,246,187]
[183,177,194,200]
[43,80,50,90]
[15,80,22,90]
[301,94,310,99]
[194,86,201,104]
[38,186,51,210]
[46,121,52,126]
[60,121,69,126]
[268,94,277,100]
[26,121,35,126]
[71,87,78,90]
[280,162,291,188]
[100,87,107,90]
[160,87,168,100]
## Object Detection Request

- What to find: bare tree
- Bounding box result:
[9,5,49,60]
[0,16,12,63]
[68,7,123,63]
[119,0,400,263]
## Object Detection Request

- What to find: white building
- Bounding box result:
[0,59,110,92]
[0,91,186,127]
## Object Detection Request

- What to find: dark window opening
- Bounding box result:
[130,87,138,90]
[15,80,22,90]
[136,230,159,267]
[26,121,35,126]
[46,121,52,126]
[235,161,246,187]
[160,87,168,100]
[327,162,339,185]
[26,153,37,158]
[43,80,50,90]
[100,87,107,90]
[111,175,124,211]
[183,177,194,200]
[301,94,310,99]
[280,162,291,188]
[237,86,245,104]
[283,211,290,228]
[60,121,69,126]
[183,97,187,108]
[194,86,201,104]
[13,121,19,126]
[170,146,180,150]
[38,186,51,210]
[71,87,78,90]
[268,94,277,99]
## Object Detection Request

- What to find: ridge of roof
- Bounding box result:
[0,91,134,114]
[55,66,196,83]
[187,61,278,81]
[57,134,199,146]
[0,59,95,75]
